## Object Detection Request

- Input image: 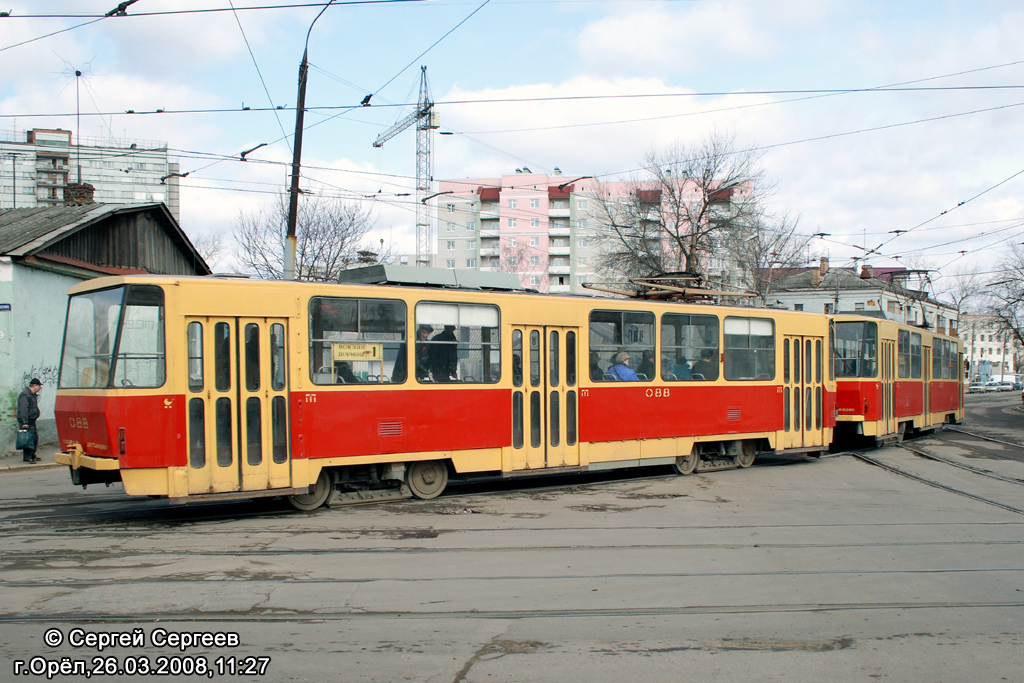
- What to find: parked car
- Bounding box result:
[998,381,1016,392]
[968,382,987,394]
[984,381,1003,392]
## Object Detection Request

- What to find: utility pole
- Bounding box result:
[285,1,335,281]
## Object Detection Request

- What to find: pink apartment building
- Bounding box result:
[436,170,631,293]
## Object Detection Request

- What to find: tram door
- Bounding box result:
[880,339,897,436]
[510,326,580,471]
[781,335,826,449]
[185,317,292,495]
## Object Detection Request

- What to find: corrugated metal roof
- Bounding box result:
[0,202,211,275]
[0,204,114,255]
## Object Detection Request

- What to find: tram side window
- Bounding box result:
[309,297,407,385]
[660,313,719,381]
[898,330,911,378]
[588,310,655,381]
[414,302,500,384]
[948,341,959,379]
[834,321,877,378]
[724,317,775,381]
[910,332,922,378]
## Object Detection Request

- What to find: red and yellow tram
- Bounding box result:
[833,315,963,444]
[52,272,906,509]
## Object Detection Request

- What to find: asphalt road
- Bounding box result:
[1,394,1022,682]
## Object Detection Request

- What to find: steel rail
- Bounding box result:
[853,452,1024,515]
[2,600,1024,624]
[899,443,1024,486]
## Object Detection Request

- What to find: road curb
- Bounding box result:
[0,460,61,473]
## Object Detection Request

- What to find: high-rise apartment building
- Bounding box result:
[436,170,616,294]
[0,128,180,220]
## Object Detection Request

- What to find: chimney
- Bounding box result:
[63,182,95,206]
[811,267,820,287]
[819,256,829,276]
[860,264,873,279]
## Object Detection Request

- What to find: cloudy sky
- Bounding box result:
[2,0,1022,289]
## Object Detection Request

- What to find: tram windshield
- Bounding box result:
[58,285,166,389]
[834,321,877,378]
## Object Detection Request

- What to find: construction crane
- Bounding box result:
[373,66,439,267]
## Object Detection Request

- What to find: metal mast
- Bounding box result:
[373,66,438,266]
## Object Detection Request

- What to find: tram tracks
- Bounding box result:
[2,600,1024,624]
[852,427,1024,516]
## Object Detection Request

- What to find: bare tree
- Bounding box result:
[986,243,1024,349]
[939,266,982,321]
[191,232,225,269]
[233,193,381,281]
[727,210,812,305]
[592,132,765,282]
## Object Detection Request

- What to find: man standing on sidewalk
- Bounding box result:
[17,378,42,463]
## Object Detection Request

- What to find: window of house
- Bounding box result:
[414,302,500,384]
[824,303,834,314]
[588,310,655,382]
[308,297,407,385]
[854,302,865,311]
[724,317,775,380]
[530,218,540,228]
[794,304,804,311]
[508,199,517,208]
[446,222,455,232]
[661,313,719,381]
[446,241,456,250]
[530,198,540,208]
[446,259,455,268]
[508,218,517,228]
[530,275,539,286]
[446,203,455,213]
[509,237,517,246]
[466,258,477,268]
[466,221,476,231]
[577,199,587,210]
[530,236,539,246]
[530,255,539,266]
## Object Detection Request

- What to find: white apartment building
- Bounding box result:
[775,260,959,335]
[960,314,1020,379]
[0,128,181,221]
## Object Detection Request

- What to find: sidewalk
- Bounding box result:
[0,443,62,472]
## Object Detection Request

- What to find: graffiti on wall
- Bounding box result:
[20,364,59,387]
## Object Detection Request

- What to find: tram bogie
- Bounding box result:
[50,274,959,510]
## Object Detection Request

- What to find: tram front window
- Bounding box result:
[59,285,166,389]
[834,321,877,378]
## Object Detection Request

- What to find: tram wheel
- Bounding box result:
[406,460,448,500]
[671,450,699,476]
[288,469,332,511]
[736,442,756,468]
